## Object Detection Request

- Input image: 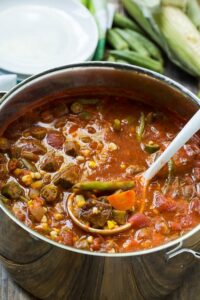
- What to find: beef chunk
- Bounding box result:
[53,164,81,188]
[80,198,112,228]
[64,141,80,157]
[41,152,63,172]
[17,139,46,155]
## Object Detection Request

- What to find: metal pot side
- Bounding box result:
[0,63,199,299]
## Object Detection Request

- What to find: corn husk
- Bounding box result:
[186,0,200,30]
[157,6,200,76]
[162,0,188,10]
[122,0,200,77]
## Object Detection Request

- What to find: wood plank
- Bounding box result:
[0,263,35,300]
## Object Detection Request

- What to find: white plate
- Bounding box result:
[0,0,98,77]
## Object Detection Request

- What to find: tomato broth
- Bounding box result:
[0,96,199,253]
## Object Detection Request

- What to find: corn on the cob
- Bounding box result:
[162,0,187,9]
[157,6,200,76]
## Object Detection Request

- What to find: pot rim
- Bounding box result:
[0,61,199,258]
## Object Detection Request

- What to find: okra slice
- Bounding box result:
[1,181,23,199]
[144,142,160,154]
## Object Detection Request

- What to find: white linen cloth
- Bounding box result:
[0,74,17,91]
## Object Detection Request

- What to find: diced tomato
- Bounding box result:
[29,197,46,222]
[107,190,135,210]
[135,228,152,241]
[128,213,151,229]
[168,221,182,231]
[46,131,65,149]
[8,159,18,171]
[90,237,103,251]
[155,220,169,235]
[13,204,26,222]
[29,204,45,222]
[122,238,140,252]
[62,231,74,246]
[34,197,45,206]
[151,232,165,246]
[153,192,177,212]
[180,215,193,229]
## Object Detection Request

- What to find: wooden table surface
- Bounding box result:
[0,1,199,300]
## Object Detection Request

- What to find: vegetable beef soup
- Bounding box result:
[0,96,199,253]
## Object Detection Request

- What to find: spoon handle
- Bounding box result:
[143,109,200,182]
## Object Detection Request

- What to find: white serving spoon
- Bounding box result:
[68,109,200,235]
[143,109,200,182]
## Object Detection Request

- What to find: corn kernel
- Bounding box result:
[53,228,60,234]
[87,236,94,244]
[13,168,23,176]
[107,220,117,230]
[41,223,49,231]
[88,161,97,169]
[120,163,126,169]
[35,223,49,233]
[75,195,86,208]
[30,180,43,190]
[41,215,47,223]
[54,213,64,221]
[152,208,159,215]
[30,172,35,179]
[27,200,33,206]
[81,149,90,157]
[100,153,108,162]
[141,240,152,248]
[50,230,58,239]
[34,172,42,180]
[97,142,103,150]
[108,248,116,253]
[108,142,118,151]
[21,175,32,186]
[92,207,99,214]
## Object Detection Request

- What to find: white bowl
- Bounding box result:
[0,0,98,77]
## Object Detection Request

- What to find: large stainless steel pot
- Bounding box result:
[0,63,199,299]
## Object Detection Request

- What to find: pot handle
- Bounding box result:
[165,242,200,261]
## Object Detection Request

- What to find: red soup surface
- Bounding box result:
[0,96,199,253]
